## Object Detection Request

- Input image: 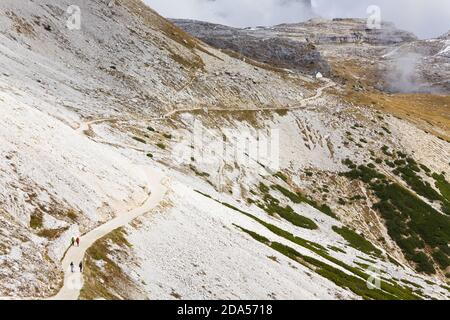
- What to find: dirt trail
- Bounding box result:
[49,78,333,300]
[78,79,334,128]
[163,78,334,116]
[47,117,170,300]
[50,166,167,300]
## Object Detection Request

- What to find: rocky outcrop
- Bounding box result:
[172,17,418,76]
[272,18,417,45]
[172,19,331,75]
[439,30,450,39]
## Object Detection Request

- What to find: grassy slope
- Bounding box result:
[330,59,450,142]
[196,191,421,300]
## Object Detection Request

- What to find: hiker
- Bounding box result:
[70,237,75,247]
[70,262,74,273]
[76,237,80,247]
[79,262,83,273]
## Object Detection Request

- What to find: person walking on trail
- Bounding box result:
[70,262,74,273]
[70,237,75,247]
[79,262,83,273]
[76,237,80,247]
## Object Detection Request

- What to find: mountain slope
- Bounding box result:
[173,18,450,141]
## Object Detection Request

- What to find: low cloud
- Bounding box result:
[385,53,423,93]
[145,0,313,27]
[312,0,450,39]
[144,0,450,39]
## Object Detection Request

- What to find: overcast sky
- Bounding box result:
[144,0,450,39]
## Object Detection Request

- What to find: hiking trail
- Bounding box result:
[50,78,332,300]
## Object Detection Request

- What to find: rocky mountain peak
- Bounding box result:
[440,30,450,39]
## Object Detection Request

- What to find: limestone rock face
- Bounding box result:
[172,19,331,75]
[172,17,419,76]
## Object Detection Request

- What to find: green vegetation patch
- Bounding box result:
[38,227,69,240]
[190,165,210,178]
[386,255,402,267]
[400,278,423,290]
[273,172,288,183]
[343,162,450,274]
[256,191,318,230]
[196,191,325,253]
[236,225,420,300]
[381,146,393,157]
[156,142,166,149]
[195,190,421,300]
[381,126,392,134]
[393,160,442,202]
[67,209,78,221]
[80,228,133,300]
[332,226,382,257]
[30,212,43,229]
[390,158,450,215]
[258,183,270,194]
[432,249,450,269]
[329,245,346,254]
[433,173,450,212]
[271,185,337,219]
[132,136,146,144]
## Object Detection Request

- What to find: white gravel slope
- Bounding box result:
[125,180,357,300]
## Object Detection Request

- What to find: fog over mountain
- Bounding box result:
[145,0,450,39]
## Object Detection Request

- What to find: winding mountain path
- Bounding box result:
[76,79,334,130]
[160,78,334,116]
[50,78,333,300]
[49,123,168,300]
[51,167,167,300]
